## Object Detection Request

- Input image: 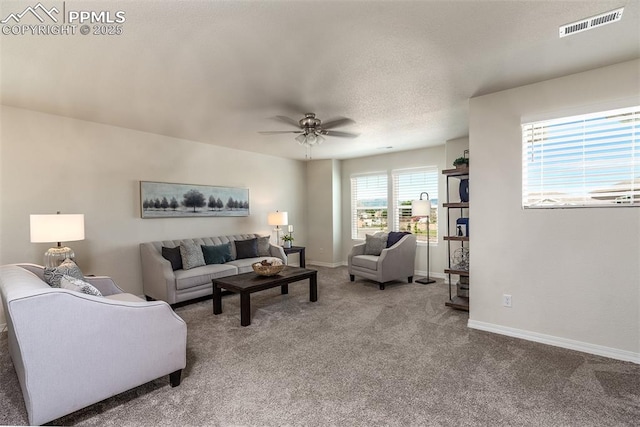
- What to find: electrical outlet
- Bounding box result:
[503,294,512,307]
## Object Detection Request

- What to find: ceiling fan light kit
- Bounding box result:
[295,131,324,146]
[259,112,358,155]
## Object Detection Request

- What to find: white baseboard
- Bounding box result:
[307,261,344,268]
[468,319,640,364]
[414,270,445,280]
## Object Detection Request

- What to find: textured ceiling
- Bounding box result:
[1,0,639,160]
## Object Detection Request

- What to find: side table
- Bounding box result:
[283,246,306,268]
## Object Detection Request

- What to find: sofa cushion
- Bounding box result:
[59,275,103,296]
[351,255,379,271]
[257,236,271,256]
[180,241,206,270]
[174,264,238,290]
[201,243,233,265]
[162,246,183,271]
[364,233,388,256]
[43,258,84,288]
[235,238,258,259]
[387,231,410,248]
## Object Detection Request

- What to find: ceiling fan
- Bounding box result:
[259,113,359,146]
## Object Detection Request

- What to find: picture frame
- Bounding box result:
[140,181,249,218]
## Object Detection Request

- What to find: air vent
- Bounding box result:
[559,7,624,38]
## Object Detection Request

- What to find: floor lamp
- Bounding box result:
[412,192,435,284]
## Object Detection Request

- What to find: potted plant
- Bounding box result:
[282,235,294,249]
[453,149,469,169]
[453,156,469,169]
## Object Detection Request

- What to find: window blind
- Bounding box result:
[351,174,388,239]
[522,106,639,208]
[392,167,438,241]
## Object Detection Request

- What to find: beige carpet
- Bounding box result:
[1,266,639,426]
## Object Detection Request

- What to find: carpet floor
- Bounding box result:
[1,265,639,426]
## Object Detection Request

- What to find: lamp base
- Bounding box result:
[44,246,75,268]
[416,277,436,284]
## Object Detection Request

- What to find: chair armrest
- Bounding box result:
[377,234,417,280]
[350,242,366,256]
[84,276,125,296]
[348,242,366,265]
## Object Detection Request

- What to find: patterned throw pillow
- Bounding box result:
[257,236,271,256]
[180,241,206,270]
[43,258,84,288]
[364,233,388,256]
[235,238,258,259]
[59,274,103,296]
[201,243,232,265]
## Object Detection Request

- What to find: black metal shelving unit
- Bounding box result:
[442,167,469,311]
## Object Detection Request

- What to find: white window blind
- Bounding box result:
[351,174,388,239]
[522,106,639,208]
[392,167,438,242]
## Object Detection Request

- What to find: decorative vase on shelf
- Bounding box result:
[459,179,469,202]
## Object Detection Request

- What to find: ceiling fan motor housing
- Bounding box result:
[299,113,321,129]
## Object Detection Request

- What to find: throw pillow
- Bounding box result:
[201,243,232,265]
[235,238,258,259]
[43,258,84,288]
[180,241,206,270]
[257,235,271,256]
[162,246,183,271]
[59,274,103,297]
[364,233,388,256]
[386,231,410,248]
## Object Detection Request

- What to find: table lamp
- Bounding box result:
[30,212,85,268]
[267,210,288,244]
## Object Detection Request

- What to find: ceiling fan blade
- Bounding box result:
[272,116,301,128]
[323,130,359,138]
[321,117,356,130]
[259,130,303,134]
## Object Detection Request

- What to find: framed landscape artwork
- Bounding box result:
[140,181,249,218]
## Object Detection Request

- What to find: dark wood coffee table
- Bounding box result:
[212,267,318,326]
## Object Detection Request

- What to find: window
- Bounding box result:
[392,167,438,242]
[351,174,388,239]
[522,106,639,208]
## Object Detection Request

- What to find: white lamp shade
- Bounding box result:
[30,214,85,243]
[267,211,288,226]
[411,199,431,217]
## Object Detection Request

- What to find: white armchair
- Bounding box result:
[0,264,187,426]
[348,232,417,290]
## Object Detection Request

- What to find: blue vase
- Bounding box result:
[459,179,469,202]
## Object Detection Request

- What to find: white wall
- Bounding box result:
[0,106,307,324]
[468,59,640,361]
[306,159,342,266]
[340,146,447,276]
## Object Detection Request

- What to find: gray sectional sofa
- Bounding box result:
[140,234,286,304]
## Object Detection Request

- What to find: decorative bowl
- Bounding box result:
[252,260,285,276]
